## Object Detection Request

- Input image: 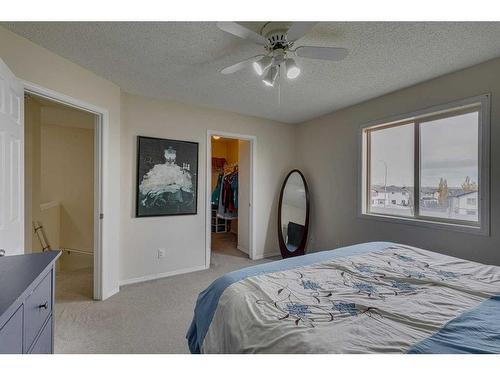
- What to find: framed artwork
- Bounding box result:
[136,136,198,217]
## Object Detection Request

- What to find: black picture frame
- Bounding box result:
[136,136,199,217]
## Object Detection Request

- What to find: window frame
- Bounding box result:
[359,94,490,236]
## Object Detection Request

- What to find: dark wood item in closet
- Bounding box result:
[277,169,310,258]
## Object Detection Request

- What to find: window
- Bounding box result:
[361,96,489,233]
[367,123,413,217]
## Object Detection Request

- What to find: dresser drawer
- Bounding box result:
[29,317,52,354]
[0,305,23,354]
[24,270,52,352]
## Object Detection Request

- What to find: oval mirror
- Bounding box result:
[278,170,310,258]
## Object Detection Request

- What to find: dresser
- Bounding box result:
[0,251,61,354]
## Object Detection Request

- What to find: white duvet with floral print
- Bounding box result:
[202,244,500,353]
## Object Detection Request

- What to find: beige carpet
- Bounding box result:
[211,232,248,258]
[54,247,273,353]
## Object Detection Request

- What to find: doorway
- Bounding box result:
[24,92,98,301]
[206,131,255,267]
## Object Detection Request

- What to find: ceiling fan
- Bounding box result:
[217,22,348,87]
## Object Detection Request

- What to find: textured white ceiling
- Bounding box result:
[4,22,500,123]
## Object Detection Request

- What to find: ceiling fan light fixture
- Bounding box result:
[286,58,301,79]
[253,56,273,76]
[262,66,279,87]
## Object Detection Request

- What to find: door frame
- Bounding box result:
[22,80,106,300]
[206,130,257,266]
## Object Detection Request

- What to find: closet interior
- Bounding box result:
[24,93,96,301]
[210,136,250,259]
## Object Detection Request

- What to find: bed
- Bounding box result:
[187,242,500,353]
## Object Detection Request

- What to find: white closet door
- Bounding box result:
[0,58,24,256]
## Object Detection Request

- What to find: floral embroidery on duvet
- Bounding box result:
[254,244,467,328]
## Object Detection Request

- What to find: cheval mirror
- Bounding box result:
[278,170,310,258]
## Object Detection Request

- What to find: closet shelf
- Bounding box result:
[211,208,228,233]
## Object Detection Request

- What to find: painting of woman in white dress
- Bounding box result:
[136,136,198,216]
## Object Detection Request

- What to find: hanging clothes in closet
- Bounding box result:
[211,173,223,206]
[217,166,238,220]
[211,157,226,206]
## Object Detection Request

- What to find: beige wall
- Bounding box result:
[211,137,239,190]
[5,24,500,293]
[296,57,500,265]
[25,97,95,271]
[25,98,62,256]
[37,202,61,266]
[120,93,296,282]
[24,96,41,252]
[211,137,240,235]
[40,123,94,270]
[237,140,251,253]
[0,26,121,298]
[2,25,295,290]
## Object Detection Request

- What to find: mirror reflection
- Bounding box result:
[281,172,307,252]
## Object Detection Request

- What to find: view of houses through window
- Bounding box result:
[366,107,480,225]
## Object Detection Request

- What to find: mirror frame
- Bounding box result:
[277,169,310,258]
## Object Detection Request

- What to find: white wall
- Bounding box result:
[296,57,500,266]
[0,26,121,298]
[120,93,296,283]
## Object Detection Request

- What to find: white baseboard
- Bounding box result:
[119,264,208,287]
[101,287,120,301]
[237,245,249,254]
[262,250,281,259]
[252,250,281,260]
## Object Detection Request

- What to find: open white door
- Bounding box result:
[0,58,24,256]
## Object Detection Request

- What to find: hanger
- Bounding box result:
[223,162,238,175]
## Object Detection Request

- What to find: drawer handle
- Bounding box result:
[38,301,48,310]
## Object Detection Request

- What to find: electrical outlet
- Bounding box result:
[157,248,166,259]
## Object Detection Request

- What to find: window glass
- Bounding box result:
[369,123,414,217]
[419,111,479,222]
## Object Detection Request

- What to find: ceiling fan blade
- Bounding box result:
[295,46,349,61]
[216,22,267,45]
[221,55,265,75]
[287,22,318,42]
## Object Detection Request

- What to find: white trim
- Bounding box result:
[101,287,120,300]
[22,80,108,300]
[236,245,249,254]
[206,130,257,268]
[358,94,491,236]
[93,113,104,300]
[359,212,486,235]
[119,264,208,287]
[22,81,109,115]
